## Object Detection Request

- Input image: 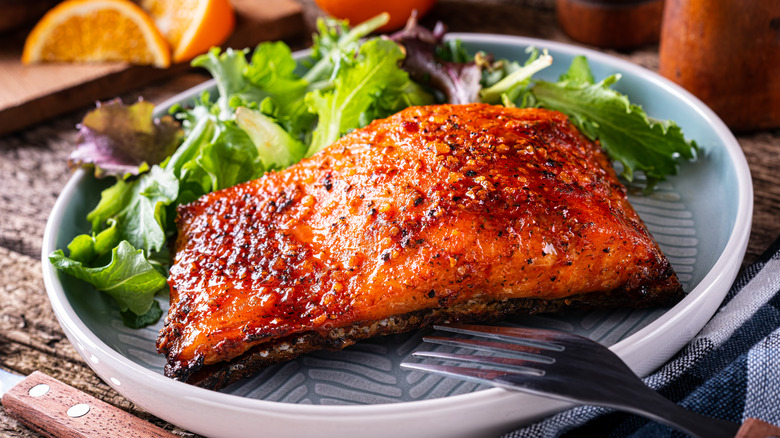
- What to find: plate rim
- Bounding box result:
[40,32,753,431]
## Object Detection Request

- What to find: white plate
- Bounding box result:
[41,34,752,437]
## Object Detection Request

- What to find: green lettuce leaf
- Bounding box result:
[244,41,314,140]
[49,240,167,316]
[191,48,263,120]
[191,120,266,190]
[305,38,429,156]
[236,107,306,169]
[121,300,163,329]
[479,49,552,104]
[65,218,120,265]
[531,57,698,187]
[86,165,179,254]
[304,14,390,84]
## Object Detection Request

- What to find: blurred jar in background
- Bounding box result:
[315,0,436,32]
[659,0,780,131]
[556,0,665,49]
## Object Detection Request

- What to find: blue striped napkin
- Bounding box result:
[505,236,780,437]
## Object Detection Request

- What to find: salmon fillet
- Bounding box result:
[158,103,684,388]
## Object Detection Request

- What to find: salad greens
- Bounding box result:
[529,58,696,186]
[50,14,698,327]
[69,99,183,178]
[304,37,434,156]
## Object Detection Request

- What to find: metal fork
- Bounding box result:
[401,324,741,438]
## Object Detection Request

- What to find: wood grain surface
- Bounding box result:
[1,0,778,436]
[0,0,304,137]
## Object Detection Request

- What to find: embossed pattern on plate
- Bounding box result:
[102,175,697,405]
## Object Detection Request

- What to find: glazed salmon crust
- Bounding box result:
[158,103,684,388]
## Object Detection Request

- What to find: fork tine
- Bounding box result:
[435,324,572,350]
[432,325,632,373]
[422,336,556,363]
[400,362,520,385]
[410,351,544,375]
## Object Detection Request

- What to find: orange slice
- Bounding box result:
[21,0,171,67]
[141,0,236,64]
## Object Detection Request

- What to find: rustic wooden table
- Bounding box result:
[1,1,778,436]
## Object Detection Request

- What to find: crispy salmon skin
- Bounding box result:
[158,104,684,387]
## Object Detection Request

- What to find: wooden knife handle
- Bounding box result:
[737,418,780,438]
[2,371,176,438]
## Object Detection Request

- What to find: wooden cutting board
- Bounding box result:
[0,0,304,137]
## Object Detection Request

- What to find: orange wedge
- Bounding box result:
[141,0,236,64]
[21,0,171,67]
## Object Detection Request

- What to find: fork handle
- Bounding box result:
[625,396,780,438]
[614,386,741,438]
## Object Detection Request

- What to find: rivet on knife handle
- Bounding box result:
[2,371,176,438]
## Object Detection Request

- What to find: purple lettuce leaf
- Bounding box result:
[390,16,482,105]
[70,99,183,178]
